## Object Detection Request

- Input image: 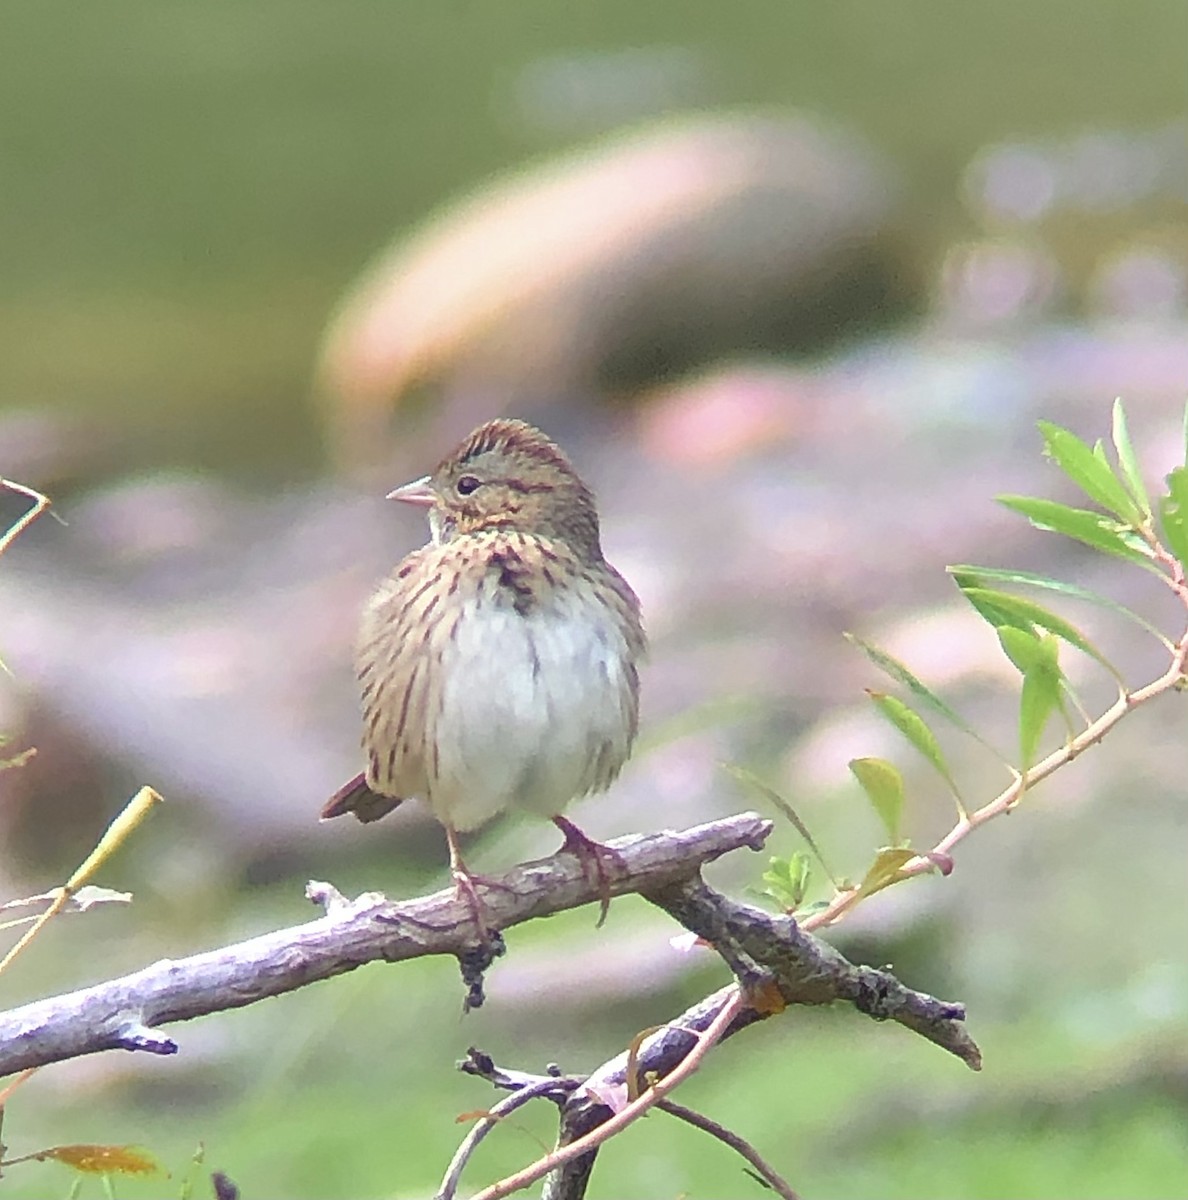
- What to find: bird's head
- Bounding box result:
[388,419,603,557]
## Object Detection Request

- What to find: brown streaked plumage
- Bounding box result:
[322,418,646,933]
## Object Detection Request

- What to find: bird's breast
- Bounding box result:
[424,538,638,829]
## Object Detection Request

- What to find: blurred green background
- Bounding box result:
[2,2,1187,1198]
[4,0,1186,478]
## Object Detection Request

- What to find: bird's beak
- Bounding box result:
[386,475,437,507]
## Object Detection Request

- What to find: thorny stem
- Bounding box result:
[805,530,1188,935]
[469,989,747,1200]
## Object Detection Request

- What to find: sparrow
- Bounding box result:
[322,418,646,933]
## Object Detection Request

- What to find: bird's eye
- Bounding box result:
[456,474,482,496]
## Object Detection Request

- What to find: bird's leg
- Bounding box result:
[444,824,519,947]
[552,816,625,928]
[444,824,498,944]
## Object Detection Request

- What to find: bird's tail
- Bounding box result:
[320,773,404,824]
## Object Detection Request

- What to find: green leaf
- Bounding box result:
[1158,466,1188,570]
[784,852,812,906]
[998,495,1158,571]
[855,847,917,898]
[1019,675,1059,771]
[947,564,1173,649]
[1037,420,1143,524]
[723,764,839,889]
[844,633,1003,759]
[952,572,1036,635]
[997,624,1044,675]
[999,630,1062,769]
[867,691,967,816]
[958,586,1121,680]
[760,853,812,911]
[849,757,905,845]
[1112,399,1152,520]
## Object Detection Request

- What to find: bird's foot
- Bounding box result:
[552,816,625,927]
[451,867,503,949]
[449,862,523,958]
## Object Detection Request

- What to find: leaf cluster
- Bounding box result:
[739,401,1188,922]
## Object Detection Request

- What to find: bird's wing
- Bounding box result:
[351,544,447,812]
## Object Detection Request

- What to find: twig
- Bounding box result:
[0,788,163,979]
[0,480,52,559]
[645,878,980,1069]
[460,989,765,1200]
[658,1099,801,1200]
[805,612,1188,935]
[457,1048,580,1099]
[455,1052,801,1200]
[0,816,977,1082]
[0,1069,37,1109]
[442,876,976,1200]
[436,1076,582,1200]
[471,988,748,1200]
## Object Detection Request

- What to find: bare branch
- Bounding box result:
[473,989,749,1200]
[645,878,980,1069]
[436,1075,582,1200]
[1,805,977,1200]
[0,814,770,1078]
[0,479,52,560]
[658,1099,802,1200]
[454,898,974,1200]
[0,789,163,980]
[501,880,978,1196]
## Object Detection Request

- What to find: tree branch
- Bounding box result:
[0,478,52,559]
[473,989,749,1200]
[0,814,770,1078]
[2,805,978,1200]
[656,1099,802,1200]
[453,873,978,1200]
[516,880,977,1197]
[437,1073,582,1200]
[645,878,980,1069]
